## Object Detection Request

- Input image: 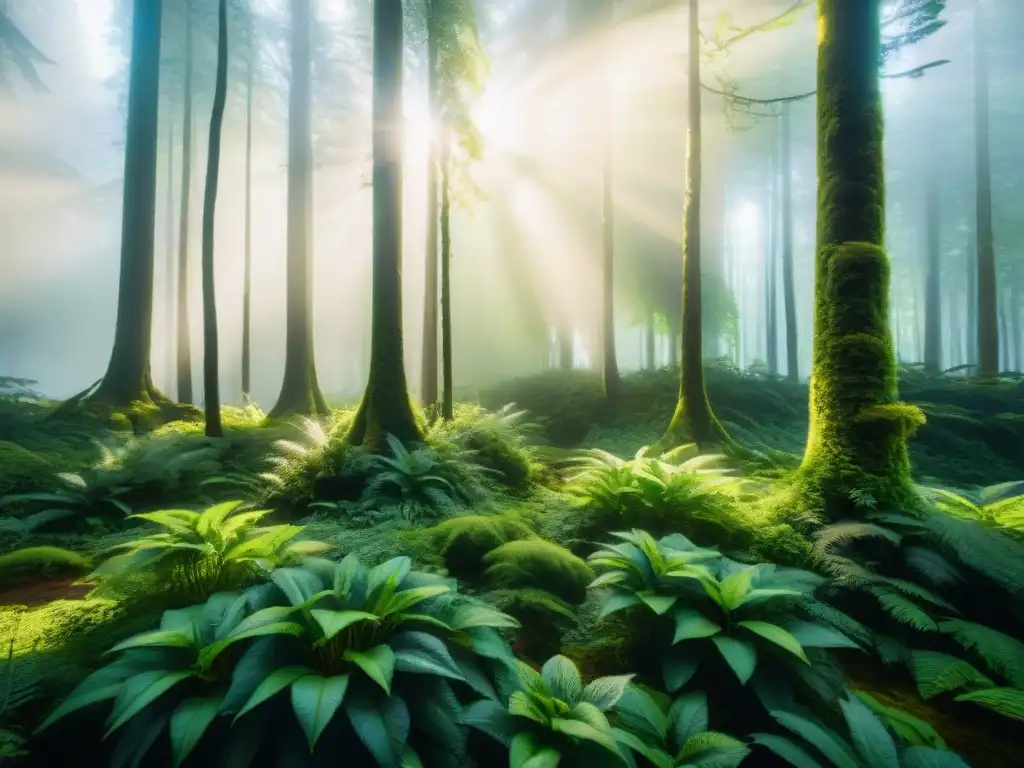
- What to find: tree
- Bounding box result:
[58,0,176,418]
[267,0,329,419]
[923,157,941,374]
[779,101,799,381]
[176,0,195,404]
[598,0,620,400]
[973,0,998,378]
[795,0,925,517]
[241,3,254,401]
[199,0,230,437]
[347,0,423,449]
[419,2,442,409]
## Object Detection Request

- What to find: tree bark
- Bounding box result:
[419,7,440,409]
[176,2,194,404]
[655,0,732,453]
[348,0,423,450]
[440,133,454,421]
[241,7,254,401]
[165,119,175,391]
[974,0,998,378]
[268,0,329,419]
[923,162,942,374]
[780,101,799,382]
[797,0,920,517]
[200,0,229,438]
[765,116,779,376]
[599,0,620,401]
[79,0,168,407]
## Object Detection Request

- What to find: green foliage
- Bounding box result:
[432,512,535,581]
[922,483,1024,537]
[38,554,518,765]
[485,588,579,660]
[588,530,859,712]
[484,539,595,605]
[613,686,750,768]
[85,500,330,602]
[462,654,634,768]
[0,440,54,497]
[852,691,947,749]
[751,692,968,767]
[0,546,91,588]
[565,446,746,543]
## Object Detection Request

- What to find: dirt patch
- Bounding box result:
[0,578,90,608]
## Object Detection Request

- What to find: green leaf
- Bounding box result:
[909,651,993,700]
[541,656,582,703]
[234,666,312,721]
[902,747,971,768]
[669,691,708,747]
[751,733,826,768]
[771,710,859,768]
[839,696,900,768]
[638,592,678,615]
[663,651,700,693]
[290,674,350,751]
[378,584,451,616]
[672,608,722,643]
[311,609,379,642]
[785,620,860,650]
[35,683,122,734]
[581,674,634,711]
[106,630,194,655]
[712,636,757,684]
[738,621,809,663]
[718,568,753,610]
[196,501,246,537]
[954,687,1024,721]
[598,593,642,619]
[200,622,304,668]
[104,671,195,737]
[510,732,544,768]
[345,645,396,694]
[551,717,622,757]
[509,691,550,725]
[170,696,221,767]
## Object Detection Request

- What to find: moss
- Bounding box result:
[0,441,54,496]
[483,539,594,605]
[432,513,535,582]
[0,547,91,589]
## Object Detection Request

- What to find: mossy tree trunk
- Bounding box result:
[241,8,254,401]
[973,0,998,379]
[348,0,424,450]
[655,0,732,453]
[923,160,941,375]
[419,9,440,410]
[268,0,329,419]
[780,101,799,382]
[76,0,169,409]
[176,1,194,404]
[796,0,922,517]
[199,0,228,438]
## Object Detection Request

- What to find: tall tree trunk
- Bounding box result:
[165,120,175,391]
[420,7,440,408]
[348,0,423,449]
[600,0,619,400]
[780,101,799,382]
[176,2,194,404]
[645,312,656,370]
[268,0,328,418]
[200,0,229,438]
[765,116,779,376]
[923,164,942,374]
[797,0,920,517]
[241,8,254,401]
[73,0,168,408]
[656,0,732,452]
[974,0,998,378]
[998,293,1008,371]
[966,242,978,366]
[440,133,454,421]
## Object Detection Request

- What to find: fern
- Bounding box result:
[938,620,1024,688]
[909,651,994,699]
[954,688,1024,721]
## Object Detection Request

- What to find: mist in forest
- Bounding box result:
[0,0,1021,405]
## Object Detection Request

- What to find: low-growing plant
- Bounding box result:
[484,539,595,605]
[613,686,750,767]
[751,693,970,767]
[462,654,634,768]
[486,588,580,660]
[0,546,91,589]
[37,554,520,766]
[922,483,1024,537]
[84,500,330,602]
[433,513,535,582]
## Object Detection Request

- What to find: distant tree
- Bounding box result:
[973,0,998,378]
[176,0,196,405]
[0,6,53,91]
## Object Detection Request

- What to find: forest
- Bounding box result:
[1,0,1023,765]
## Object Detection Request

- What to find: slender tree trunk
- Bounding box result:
[558,327,574,369]
[656,0,732,452]
[165,120,175,391]
[998,293,1008,371]
[1013,283,1023,372]
[645,312,656,370]
[600,0,620,401]
[780,101,799,382]
[176,3,194,404]
[798,0,920,517]
[420,7,440,408]
[966,242,978,366]
[440,133,454,421]
[348,0,423,449]
[76,0,168,407]
[268,0,328,418]
[241,8,254,400]
[974,0,998,378]
[765,117,779,376]
[923,164,942,374]
[200,0,229,438]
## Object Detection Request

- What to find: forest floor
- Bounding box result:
[1,362,1022,766]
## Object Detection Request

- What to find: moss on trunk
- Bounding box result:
[795,0,923,518]
[348,0,423,451]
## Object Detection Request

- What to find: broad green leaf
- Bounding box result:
[663,652,700,693]
[638,592,678,615]
[170,696,221,767]
[669,691,708,747]
[902,747,972,768]
[311,609,379,642]
[750,734,826,768]
[378,584,451,616]
[551,717,622,757]
[106,630,194,655]
[581,674,633,711]
[345,645,396,694]
[839,696,900,768]
[234,666,312,721]
[599,593,642,619]
[509,691,550,725]
[541,656,582,703]
[672,608,721,644]
[200,622,304,668]
[738,621,809,663]
[712,636,757,684]
[954,687,1024,721]
[105,671,196,737]
[35,683,122,734]
[196,501,246,537]
[771,710,859,768]
[290,674,350,751]
[718,569,753,610]
[510,732,544,768]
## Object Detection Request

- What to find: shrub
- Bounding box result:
[0,547,91,589]
[484,539,594,605]
[85,500,329,603]
[38,555,519,766]
[432,513,535,581]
